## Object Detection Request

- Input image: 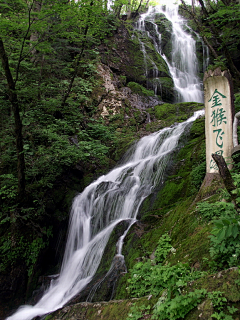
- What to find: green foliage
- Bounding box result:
[0,0,121,281]
[127,234,203,298]
[196,201,236,222]
[110,0,150,16]
[152,289,207,320]
[211,311,234,320]
[207,57,227,72]
[0,174,18,200]
[207,3,240,54]
[208,291,227,311]
[127,82,154,97]
[196,170,240,268]
[126,234,207,320]
[1,112,114,199]
[0,0,119,202]
[0,227,52,276]
[154,233,173,263]
[190,161,206,190]
[231,172,240,205]
[209,291,238,320]
[234,93,240,113]
[210,213,240,268]
[126,303,151,320]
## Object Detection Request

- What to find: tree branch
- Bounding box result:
[180,0,219,58]
[0,38,25,202]
[212,153,236,203]
[61,1,94,106]
[15,2,35,85]
[61,25,89,106]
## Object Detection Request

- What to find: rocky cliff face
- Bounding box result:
[98,22,174,102]
[92,63,162,126]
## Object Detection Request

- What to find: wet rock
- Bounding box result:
[66,220,132,305]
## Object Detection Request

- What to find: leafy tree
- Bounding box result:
[110,0,151,18]
[0,3,122,306]
[180,0,240,86]
[0,0,111,203]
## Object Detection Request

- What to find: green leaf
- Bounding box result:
[232,224,239,239]
[222,219,231,226]
[216,228,226,242]
[225,225,233,238]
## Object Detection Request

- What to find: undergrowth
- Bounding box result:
[126,230,240,319]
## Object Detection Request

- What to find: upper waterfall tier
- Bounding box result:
[135,5,206,103]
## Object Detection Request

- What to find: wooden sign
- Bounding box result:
[204,68,234,173]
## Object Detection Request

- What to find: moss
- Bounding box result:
[145,103,204,133]
[195,174,224,202]
[145,120,165,132]
[127,82,154,97]
[51,297,158,320]
[102,21,174,101]
[154,14,173,61]
[154,102,204,125]
[151,76,174,101]
[119,75,127,86]
[114,114,210,300]
[190,268,240,302]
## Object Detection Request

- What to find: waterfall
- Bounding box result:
[135,5,205,103]
[6,110,204,320]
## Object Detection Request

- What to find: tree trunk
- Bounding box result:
[0,38,25,202]
[135,0,143,15]
[211,153,236,203]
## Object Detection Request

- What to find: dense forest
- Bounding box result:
[1,0,240,319]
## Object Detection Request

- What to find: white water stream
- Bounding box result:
[7,110,204,320]
[136,5,205,102]
[6,4,207,320]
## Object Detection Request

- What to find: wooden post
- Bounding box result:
[194,68,235,202]
[204,67,235,174]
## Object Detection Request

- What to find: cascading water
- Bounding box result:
[135,5,206,102]
[7,110,204,320]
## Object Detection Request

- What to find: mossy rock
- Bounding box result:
[50,269,240,320]
[155,14,173,60]
[152,102,204,127]
[127,82,154,97]
[67,221,130,305]
[50,296,158,320]
[146,77,174,102]
[100,22,174,101]
[185,268,240,320]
